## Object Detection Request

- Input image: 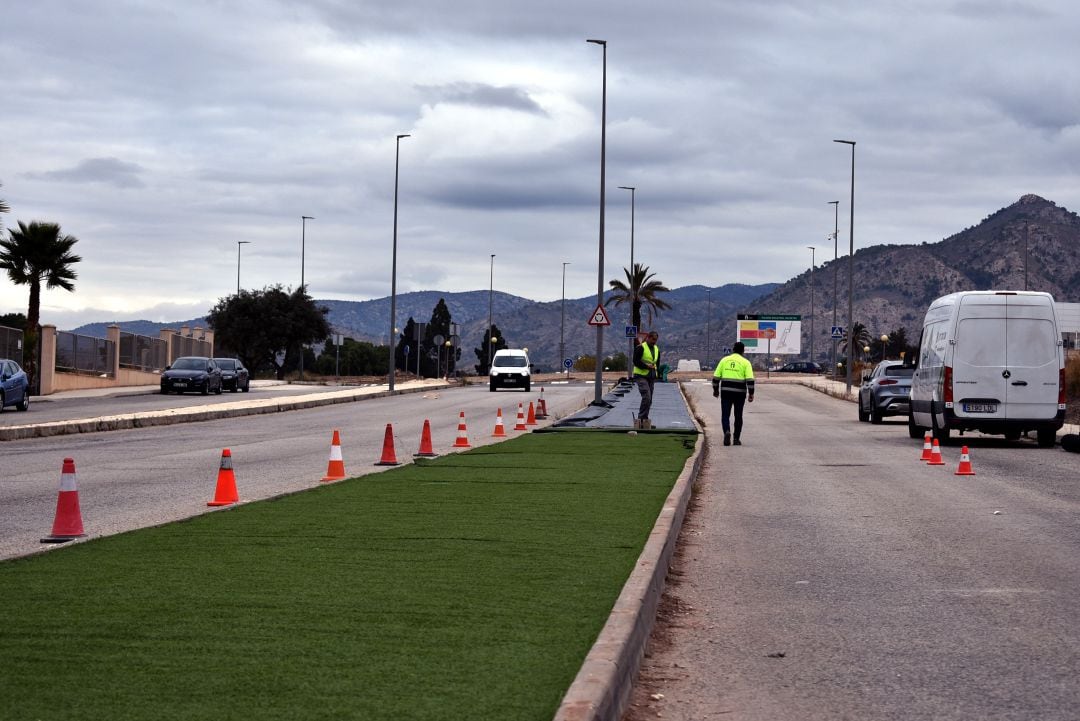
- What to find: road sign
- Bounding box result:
[625,325,638,338]
[563,358,574,369]
[831,326,845,339]
[588,304,611,326]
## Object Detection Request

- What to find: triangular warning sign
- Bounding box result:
[587,304,611,326]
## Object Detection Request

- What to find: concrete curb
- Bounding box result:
[553,390,706,721]
[0,382,450,441]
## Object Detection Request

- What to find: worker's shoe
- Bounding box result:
[641,418,652,430]
[733,438,742,446]
[723,433,731,446]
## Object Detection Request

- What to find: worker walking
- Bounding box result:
[633,330,660,429]
[713,341,755,446]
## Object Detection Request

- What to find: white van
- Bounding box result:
[489,349,531,391]
[908,290,1065,447]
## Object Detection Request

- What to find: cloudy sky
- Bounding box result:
[3,0,1079,329]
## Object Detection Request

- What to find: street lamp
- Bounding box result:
[834,139,856,394]
[828,200,839,380]
[487,254,495,373]
[807,246,815,363]
[236,241,251,295]
[587,37,608,406]
[300,216,314,381]
[618,185,635,380]
[706,288,712,369]
[388,133,410,392]
[880,333,889,362]
[561,261,570,377]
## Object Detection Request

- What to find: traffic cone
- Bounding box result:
[375,423,401,466]
[453,411,472,448]
[514,403,527,431]
[955,446,976,476]
[535,388,548,419]
[321,429,347,482]
[920,432,933,462]
[415,419,438,457]
[526,401,537,426]
[492,408,507,437]
[927,439,946,466]
[40,457,86,543]
[207,449,240,506]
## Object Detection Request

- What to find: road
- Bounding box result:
[0,383,592,561]
[626,381,1080,721]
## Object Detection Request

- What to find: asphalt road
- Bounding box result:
[0,383,592,561]
[627,381,1080,721]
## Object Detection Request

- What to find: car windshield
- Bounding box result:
[172,358,206,370]
[216,360,236,370]
[494,356,528,368]
[884,366,914,378]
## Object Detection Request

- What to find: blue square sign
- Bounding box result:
[625,325,638,338]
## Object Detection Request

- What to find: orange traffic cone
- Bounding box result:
[207,449,240,506]
[415,419,438,457]
[375,423,401,466]
[321,429,347,482]
[955,446,976,475]
[920,432,933,462]
[453,411,471,448]
[493,408,507,437]
[927,439,946,466]
[514,402,527,431]
[40,457,86,543]
[526,401,537,426]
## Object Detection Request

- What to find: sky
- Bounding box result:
[3,0,1080,330]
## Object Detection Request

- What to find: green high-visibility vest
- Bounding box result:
[634,343,659,376]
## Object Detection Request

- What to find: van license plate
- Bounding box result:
[963,403,997,413]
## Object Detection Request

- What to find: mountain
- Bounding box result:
[69,282,779,371]
[746,194,1080,359]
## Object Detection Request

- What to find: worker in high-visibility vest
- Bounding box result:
[632,330,660,429]
[713,341,755,446]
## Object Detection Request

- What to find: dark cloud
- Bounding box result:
[26,157,147,189]
[418,82,546,115]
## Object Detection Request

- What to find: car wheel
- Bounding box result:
[215,381,223,395]
[907,411,923,439]
[242,382,250,393]
[870,400,883,424]
[0,391,5,413]
[490,379,497,392]
[857,393,869,422]
[201,382,210,396]
[1037,428,1057,448]
[16,391,29,412]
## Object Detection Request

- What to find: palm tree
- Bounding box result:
[839,321,873,357]
[0,220,82,387]
[0,182,9,225]
[606,263,672,330]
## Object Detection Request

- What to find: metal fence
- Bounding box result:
[55,331,115,377]
[169,333,213,364]
[0,325,23,363]
[119,331,168,372]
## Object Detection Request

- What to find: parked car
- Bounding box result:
[489,349,532,391]
[774,361,824,374]
[161,357,223,395]
[214,358,250,393]
[0,358,30,412]
[859,360,914,424]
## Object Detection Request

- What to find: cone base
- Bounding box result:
[40,534,84,544]
[453,442,471,448]
[955,470,976,475]
[320,475,345,483]
[927,461,945,466]
[414,452,439,458]
[374,460,401,466]
[207,500,237,507]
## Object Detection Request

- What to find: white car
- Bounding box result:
[489,349,531,391]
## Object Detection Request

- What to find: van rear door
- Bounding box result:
[952,296,1008,421]
[1004,295,1060,420]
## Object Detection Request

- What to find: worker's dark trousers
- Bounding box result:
[635,375,655,420]
[720,393,746,438]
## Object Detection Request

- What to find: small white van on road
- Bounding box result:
[908,290,1065,447]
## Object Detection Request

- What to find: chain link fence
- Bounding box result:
[55,331,116,377]
[0,325,23,363]
[169,333,213,364]
[119,331,168,372]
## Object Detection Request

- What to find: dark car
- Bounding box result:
[774,361,824,374]
[858,360,914,424]
[161,357,223,395]
[214,358,250,393]
[0,358,30,412]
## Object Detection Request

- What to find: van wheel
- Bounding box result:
[524,380,531,392]
[1004,430,1021,441]
[907,412,923,439]
[489,379,497,392]
[1037,429,1057,448]
[931,415,951,444]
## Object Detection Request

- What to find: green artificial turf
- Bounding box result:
[0,432,694,721]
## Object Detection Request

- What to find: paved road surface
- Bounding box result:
[626,381,1080,721]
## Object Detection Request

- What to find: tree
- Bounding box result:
[606,263,672,330]
[0,220,82,388]
[839,322,873,357]
[395,318,418,373]
[0,182,9,227]
[0,312,27,329]
[474,324,508,375]
[207,285,331,380]
[420,298,452,378]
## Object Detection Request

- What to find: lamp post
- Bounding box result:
[829,200,839,380]
[880,334,889,363]
[1025,222,1030,291]
[618,185,635,380]
[236,241,251,295]
[561,261,570,378]
[299,216,314,381]
[834,139,856,394]
[706,288,712,369]
[807,246,815,363]
[388,133,410,392]
[487,254,495,373]
[587,37,607,405]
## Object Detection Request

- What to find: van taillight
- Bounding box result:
[1060,368,1067,407]
[943,365,953,404]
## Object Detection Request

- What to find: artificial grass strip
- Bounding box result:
[0,432,693,721]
